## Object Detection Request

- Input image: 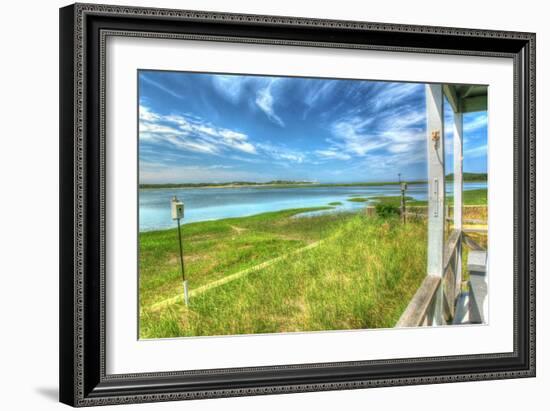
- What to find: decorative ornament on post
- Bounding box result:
[431,129,441,146]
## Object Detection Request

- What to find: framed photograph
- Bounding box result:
[59,3,535,407]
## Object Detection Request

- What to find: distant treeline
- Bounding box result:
[445,172,487,182]
[139,180,313,189]
[140,173,486,189]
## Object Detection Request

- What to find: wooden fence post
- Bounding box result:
[400,182,407,224]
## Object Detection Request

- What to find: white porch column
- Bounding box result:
[453,112,464,294]
[426,84,445,325]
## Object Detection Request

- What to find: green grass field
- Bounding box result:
[346,197,369,203]
[140,207,342,309]
[406,188,488,206]
[367,188,487,207]
[139,188,488,339]
[140,209,428,338]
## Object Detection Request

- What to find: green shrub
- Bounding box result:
[375,203,400,218]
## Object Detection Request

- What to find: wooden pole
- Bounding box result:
[176,217,189,306]
[400,183,407,224]
[401,186,405,224]
[426,84,445,325]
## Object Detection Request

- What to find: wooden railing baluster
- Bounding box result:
[396,229,463,327]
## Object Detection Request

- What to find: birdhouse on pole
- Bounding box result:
[171,197,184,220]
[171,196,188,306]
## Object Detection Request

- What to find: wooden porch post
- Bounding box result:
[426,84,445,325]
[453,112,463,295]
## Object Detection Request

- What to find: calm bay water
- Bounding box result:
[139,182,486,232]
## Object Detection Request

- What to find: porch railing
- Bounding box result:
[396,229,462,327]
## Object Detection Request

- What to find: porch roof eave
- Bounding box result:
[443,84,488,114]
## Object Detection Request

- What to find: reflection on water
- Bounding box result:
[139,182,487,232]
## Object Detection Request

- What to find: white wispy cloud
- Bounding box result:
[302,81,338,119]
[314,150,351,160]
[372,82,424,110]
[463,112,488,133]
[139,104,257,156]
[256,142,305,163]
[211,75,287,127]
[387,143,414,154]
[328,120,389,156]
[139,104,308,168]
[443,107,487,150]
[141,75,184,99]
[380,108,425,132]
[139,147,198,164]
[140,122,181,136]
[326,109,423,159]
[256,80,285,127]
[464,144,488,158]
[139,105,160,122]
[211,75,247,103]
[317,82,426,168]
[140,163,258,184]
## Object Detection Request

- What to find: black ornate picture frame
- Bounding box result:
[59,3,535,407]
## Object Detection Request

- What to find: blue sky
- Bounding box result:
[138,71,488,184]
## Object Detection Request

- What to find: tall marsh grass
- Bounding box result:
[140,213,428,338]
